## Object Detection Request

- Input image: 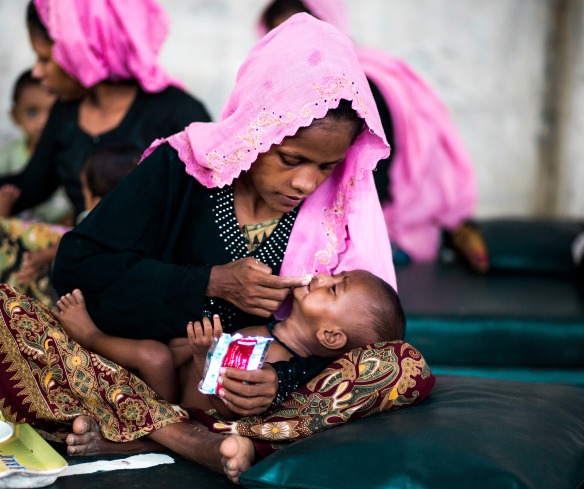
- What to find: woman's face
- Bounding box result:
[29,31,85,101]
[240,116,358,217]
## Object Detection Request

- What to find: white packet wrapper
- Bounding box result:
[198,333,273,395]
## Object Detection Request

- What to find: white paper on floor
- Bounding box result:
[60,453,174,477]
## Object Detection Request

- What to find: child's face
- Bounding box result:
[11,84,55,148]
[291,271,373,337]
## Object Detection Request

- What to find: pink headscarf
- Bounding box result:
[259,0,478,261]
[143,13,396,294]
[33,0,180,92]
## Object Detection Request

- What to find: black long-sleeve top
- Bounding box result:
[0,86,211,219]
[52,143,327,399]
[52,144,289,341]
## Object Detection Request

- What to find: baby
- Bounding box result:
[53,269,406,417]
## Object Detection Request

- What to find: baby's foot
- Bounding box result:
[52,289,101,349]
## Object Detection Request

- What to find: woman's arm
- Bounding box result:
[52,144,210,340]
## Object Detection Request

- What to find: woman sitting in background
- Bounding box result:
[0,0,211,221]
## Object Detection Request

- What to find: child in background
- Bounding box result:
[13,142,142,288]
[52,269,406,419]
[0,69,72,224]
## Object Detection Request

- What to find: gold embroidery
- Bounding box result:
[241,218,280,253]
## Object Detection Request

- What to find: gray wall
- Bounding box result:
[0,0,581,218]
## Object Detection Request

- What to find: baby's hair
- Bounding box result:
[361,272,406,345]
[261,0,310,31]
[81,143,142,199]
[11,70,40,106]
[26,1,51,42]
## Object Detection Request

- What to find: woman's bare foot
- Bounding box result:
[0,184,21,217]
[220,435,255,484]
[66,416,160,456]
[52,289,102,349]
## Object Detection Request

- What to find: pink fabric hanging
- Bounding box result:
[34,0,181,92]
[261,0,478,261]
[142,13,397,307]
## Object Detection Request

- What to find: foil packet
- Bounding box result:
[199,333,273,395]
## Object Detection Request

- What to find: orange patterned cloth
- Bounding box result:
[0,283,435,455]
[196,341,435,457]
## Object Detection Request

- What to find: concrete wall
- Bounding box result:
[0,0,581,218]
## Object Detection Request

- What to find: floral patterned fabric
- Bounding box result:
[0,218,69,308]
[0,284,189,442]
[0,283,434,454]
[198,341,435,457]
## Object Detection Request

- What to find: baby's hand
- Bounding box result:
[187,315,224,356]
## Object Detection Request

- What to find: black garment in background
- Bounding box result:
[0,86,211,219]
[367,78,395,203]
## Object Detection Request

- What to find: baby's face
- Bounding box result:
[12,84,55,147]
[292,270,373,334]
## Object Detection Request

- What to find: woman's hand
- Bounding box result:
[207,257,310,317]
[217,363,278,416]
[15,246,58,284]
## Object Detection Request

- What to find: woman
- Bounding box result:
[0,13,407,479]
[0,0,211,220]
[258,0,489,272]
[0,15,436,484]
[51,8,396,415]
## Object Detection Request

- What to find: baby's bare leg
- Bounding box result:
[53,289,178,402]
[178,357,217,413]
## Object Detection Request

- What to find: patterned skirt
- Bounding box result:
[0,284,189,442]
[0,283,435,454]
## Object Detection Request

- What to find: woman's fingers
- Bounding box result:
[208,257,311,315]
[217,365,278,416]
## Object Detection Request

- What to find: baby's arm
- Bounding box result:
[187,316,224,380]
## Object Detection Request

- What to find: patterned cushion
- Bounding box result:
[200,341,435,456]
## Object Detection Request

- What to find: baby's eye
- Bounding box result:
[331,284,337,295]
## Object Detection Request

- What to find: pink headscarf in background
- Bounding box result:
[33,0,181,92]
[143,13,396,294]
[260,0,477,261]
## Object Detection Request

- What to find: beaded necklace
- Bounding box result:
[202,186,298,330]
